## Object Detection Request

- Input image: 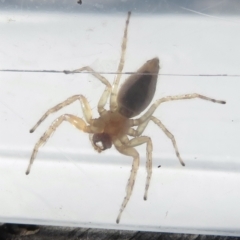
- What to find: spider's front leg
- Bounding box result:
[114,135,152,224]
[26,114,93,175]
[114,138,139,224]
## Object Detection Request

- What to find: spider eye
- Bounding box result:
[92,133,112,151]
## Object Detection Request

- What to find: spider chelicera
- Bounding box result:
[26,12,226,223]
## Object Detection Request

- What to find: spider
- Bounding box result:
[26,12,226,224]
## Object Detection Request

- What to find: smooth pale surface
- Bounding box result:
[0,1,240,236]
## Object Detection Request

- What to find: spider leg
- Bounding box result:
[30,95,92,133]
[130,93,226,126]
[64,66,112,116]
[151,116,184,166]
[114,138,139,224]
[128,116,185,166]
[26,114,93,175]
[115,135,153,223]
[110,12,131,111]
[124,136,153,201]
[127,119,150,137]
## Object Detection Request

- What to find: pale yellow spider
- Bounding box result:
[26,12,226,223]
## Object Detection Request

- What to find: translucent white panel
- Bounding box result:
[0,0,240,236]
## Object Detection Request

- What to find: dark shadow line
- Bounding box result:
[0,69,240,77]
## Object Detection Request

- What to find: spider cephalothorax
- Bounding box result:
[26,11,226,224]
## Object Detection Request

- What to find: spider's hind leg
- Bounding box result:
[110,12,131,111]
[64,66,112,116]
[131,93,226,127]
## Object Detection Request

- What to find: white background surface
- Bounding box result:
[0,0,240,236]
